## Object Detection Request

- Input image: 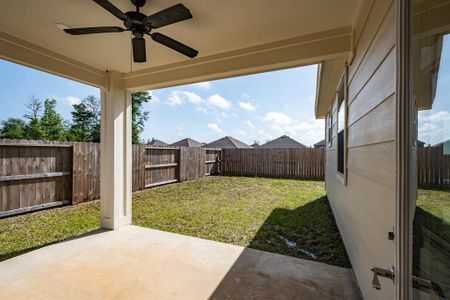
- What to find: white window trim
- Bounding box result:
[335,69,348,185]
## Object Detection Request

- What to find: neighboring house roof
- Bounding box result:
[313,139,326,148]
[417,140,426,147]
[250,143,260,148]
[203,136,251,149]
[148,139,168,147]
[432,139,450,148]
[170,138,203,147]
[260,135,307,148]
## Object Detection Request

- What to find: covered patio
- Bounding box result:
[0,0,362,298]
[0,226,360,299]
[0,0,354,229]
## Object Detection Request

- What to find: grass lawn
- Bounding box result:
[133,176,350,267]
[0,176,350,266]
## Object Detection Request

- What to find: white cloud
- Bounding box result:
[165,90,203,107]
[148,90,160,106]
[196,106,208,114]
[166,91,183,107]
[262,112,324,146]
[64,96,81,106]
[183,91,202,105]
[239,101,256,111]
[208,123,224,134]
[239,130,247,136]
[221,112,227,118]
[263,112,293,126]
[419,110,450,122]
[418,110,450,145]
[193,81,211,89]
[246,121,255,129]
[208,94,232,110]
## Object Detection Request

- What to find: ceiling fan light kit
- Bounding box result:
[64,0,198,63]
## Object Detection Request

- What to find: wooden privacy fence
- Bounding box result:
[0,139,221,217]
[132,146,222,190]
[2,139,447,217]
[418,146,450,189]
[0,140,74,217]
[221,148,325,179]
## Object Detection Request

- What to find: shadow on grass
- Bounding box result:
[0,228,104,262]
[209,196,359,299]
[248,196,351,268]
[413,206,450,297]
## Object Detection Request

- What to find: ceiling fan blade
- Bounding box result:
[144,4,192,28]
[64,26,125,35]
[151,33,198,58]
[92,0,127,20]
[132,37,147,63]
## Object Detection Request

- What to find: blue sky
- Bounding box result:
[0,61,323,146]
[1,33,448,146]
[417,34,450,146]
[147,65,322,145]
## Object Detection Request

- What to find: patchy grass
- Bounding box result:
[415,188,450,242]
[0,176,350,267]
[133,176,350,267]
[417,188,449,224]
[0,201,100,261]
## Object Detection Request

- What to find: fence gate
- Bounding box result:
[0,142,73,217]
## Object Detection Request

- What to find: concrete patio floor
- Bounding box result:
[0,225,361,299]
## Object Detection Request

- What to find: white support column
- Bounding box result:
[100,71,132,229]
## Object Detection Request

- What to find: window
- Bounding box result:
[327,112,332,147]
[336,78,346,175]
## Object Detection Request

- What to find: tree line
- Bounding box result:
[0,92,151,144]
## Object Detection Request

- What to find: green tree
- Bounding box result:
[0,118,26,139]
[132,92,151,144]
[68,95,100,142]
[68,103,95,142]
[84,95,101,142]
[23,96,45,140]
[41,98,66,141]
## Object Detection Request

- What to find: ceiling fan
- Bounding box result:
[64,0,198,63]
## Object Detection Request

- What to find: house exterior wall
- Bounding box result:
[324,0,397,299]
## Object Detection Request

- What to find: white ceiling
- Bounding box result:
[0,0,360,73]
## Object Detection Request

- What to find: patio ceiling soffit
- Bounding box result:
[0,26,352,92]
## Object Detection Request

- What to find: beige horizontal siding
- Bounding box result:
[348,94,396,147]
[324,0,397,299]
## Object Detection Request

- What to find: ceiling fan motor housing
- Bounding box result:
[124,11,151,37]
[131,0,146,8]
